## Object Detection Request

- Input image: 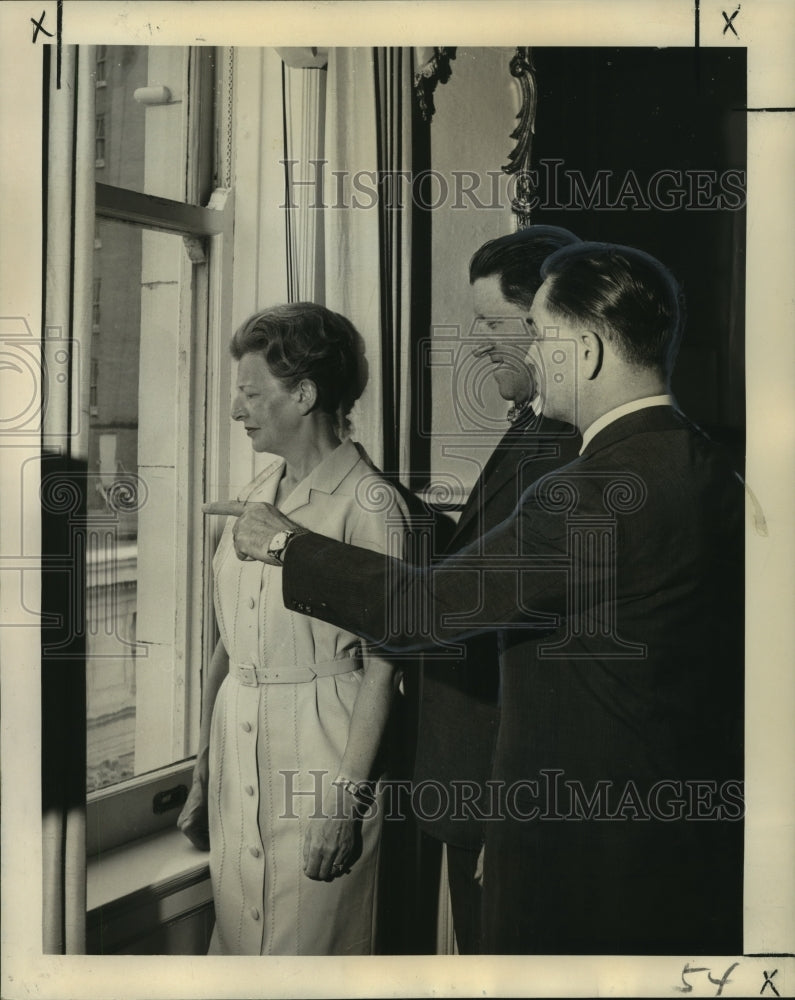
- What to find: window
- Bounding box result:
[92,277,101,332]
[95,45,107,87]
[89,358,99,417]
[87,221,197,793]
[85,45,234,853]
[95,114,105,167]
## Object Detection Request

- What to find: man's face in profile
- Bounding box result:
[471,274,535,405]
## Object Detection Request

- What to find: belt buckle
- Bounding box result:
[237,664,257,686]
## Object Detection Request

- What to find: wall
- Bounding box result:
[529,47,746,444]
[427,47,746,492]
[428,48,516,493]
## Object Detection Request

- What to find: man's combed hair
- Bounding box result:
[541,242,686,376]
[230,302,367,428]
[468,224,581,309]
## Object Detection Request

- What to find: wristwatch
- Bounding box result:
[333,775,374,804]
[267,529,295,563]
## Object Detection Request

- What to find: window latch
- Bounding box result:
[152,784,189,815]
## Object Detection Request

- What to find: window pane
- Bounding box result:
[94,46,190,201]
[86,217,195,792]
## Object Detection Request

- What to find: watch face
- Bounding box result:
[269,530,292,559]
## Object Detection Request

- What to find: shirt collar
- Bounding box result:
[579,394,674,455]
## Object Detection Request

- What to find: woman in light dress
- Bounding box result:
[178,303,408,955]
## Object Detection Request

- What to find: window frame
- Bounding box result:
[85,46,235,858]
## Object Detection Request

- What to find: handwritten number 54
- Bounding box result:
[677,962,740,997]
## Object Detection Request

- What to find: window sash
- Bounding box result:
[85,188,232,852]
[95,183,228,236]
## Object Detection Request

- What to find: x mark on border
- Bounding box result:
[722,6,741,37]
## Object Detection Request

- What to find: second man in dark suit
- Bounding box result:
[412,226,581,953]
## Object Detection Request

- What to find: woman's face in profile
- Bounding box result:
[231,351,300,454]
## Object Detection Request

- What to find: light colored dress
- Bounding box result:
[207,440,408,955]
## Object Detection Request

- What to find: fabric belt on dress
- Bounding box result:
[229,653,361,686]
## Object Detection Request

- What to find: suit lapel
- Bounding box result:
[450,412,583,550]
[450,412,540,548]
[451,436,512,545]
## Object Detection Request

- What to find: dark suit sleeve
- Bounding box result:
[282,486,574,652]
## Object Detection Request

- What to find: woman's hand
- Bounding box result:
[302,785,364,881]
[177,756,210,851]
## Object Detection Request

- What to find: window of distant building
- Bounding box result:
[95,45,107,88]
[92,277,101,332]
[95,45,107,87]
[95,114,105,167]
[89,358,99,417]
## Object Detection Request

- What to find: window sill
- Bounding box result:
[87,827,212,954]
[88,826,209,911]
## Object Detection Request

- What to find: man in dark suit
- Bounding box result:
[413,226,581,953]
[209,242,745,955]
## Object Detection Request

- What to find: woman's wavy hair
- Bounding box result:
[230,302,368,435]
